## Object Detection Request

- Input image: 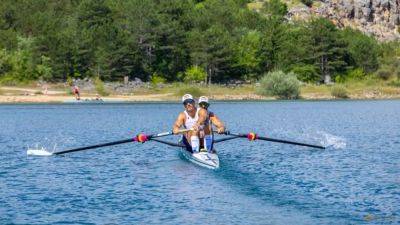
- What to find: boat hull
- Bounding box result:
[180,148,220,169]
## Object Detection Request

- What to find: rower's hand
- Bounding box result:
[172,128,180,134]
[217,127,225,134]
[192,124,200,131]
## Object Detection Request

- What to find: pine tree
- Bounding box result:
[308,18,348,83]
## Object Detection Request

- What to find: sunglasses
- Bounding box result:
[199,102,209,108]
[183,99,195,106]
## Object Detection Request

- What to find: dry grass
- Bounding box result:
[300,78,400,99]
[1,79,400,102]
[301,84,331,95]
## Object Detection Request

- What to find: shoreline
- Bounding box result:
[1,84,400,103]
[1,94,400,104]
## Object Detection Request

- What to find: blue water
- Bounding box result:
[0,101,399,224]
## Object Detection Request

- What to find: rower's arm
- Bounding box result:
[210,113,225,133]
[173,113,185,134]
[194,108,208,130]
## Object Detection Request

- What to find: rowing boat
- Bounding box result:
[180,147,220,169]
[178,137,219,169]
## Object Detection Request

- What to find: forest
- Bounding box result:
[0,0,399,86]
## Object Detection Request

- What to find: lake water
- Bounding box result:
[0,101,399,224]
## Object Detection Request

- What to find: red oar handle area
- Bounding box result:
[133,133,149,143]
[247,132,258,141]
[133,130,176,143]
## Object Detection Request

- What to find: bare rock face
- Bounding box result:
[287,0,400,41]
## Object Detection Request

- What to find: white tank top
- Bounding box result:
[184,108,199,129]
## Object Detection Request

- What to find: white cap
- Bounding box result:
[198,96,208,103]
[182,94,194,103]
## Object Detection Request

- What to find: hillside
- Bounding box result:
[251,0,400,41]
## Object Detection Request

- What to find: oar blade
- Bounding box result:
[27,148,53,156]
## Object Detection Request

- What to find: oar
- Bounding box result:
[27,129,191,156]
[151,138,185,147]
[213,136,241,143]
[218,131,325,149]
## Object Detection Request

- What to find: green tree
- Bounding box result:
[342,28,379,74]
[188,0,248,83]
[308,18,348,83]
[259,0,288,71]
[188,25,234,84]
[152,0,193,81]
[35,55,52,81]
[234,30,262,80]
[275,23,314,72]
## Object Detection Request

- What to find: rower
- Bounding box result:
[173,94,208,153]
[198,96,225,152]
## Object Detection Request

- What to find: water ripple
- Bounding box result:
[1,101,399,224]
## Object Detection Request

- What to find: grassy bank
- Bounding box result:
[0,79,400,103]
[302,78,400,99]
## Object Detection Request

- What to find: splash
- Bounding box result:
[26,143,57,156]
[317,131,347,149]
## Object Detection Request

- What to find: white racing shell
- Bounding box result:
[179,143,220,169]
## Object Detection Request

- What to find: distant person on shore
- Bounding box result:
[95,94,102,101]
[72,85,80,100]
[198,96,225,152]
[43,84,48,95]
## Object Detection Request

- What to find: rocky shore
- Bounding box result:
[287,0,400,41]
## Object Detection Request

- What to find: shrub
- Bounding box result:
[0,75,18,86]
[0,74,30,86]
[389,80,400,87]
[150,73,167,85]
[376,68,391,80]
[257,71,300,99]
[66,88,72,95]
[334,74,346,83]
[346,68,365,80]
[331,85,348,98]
[176,86,204,98]
[291,65,319,83]
[35,56,52,81]
[94,76,109,96]
[181,66,206,83]
[66,76,74,86]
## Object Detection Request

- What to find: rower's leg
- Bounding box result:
[204,135,213,152]
[187,130,200,153]
[191,136,200,153]
[203,126,213,152]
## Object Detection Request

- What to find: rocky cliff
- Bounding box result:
[287,0,400,41]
